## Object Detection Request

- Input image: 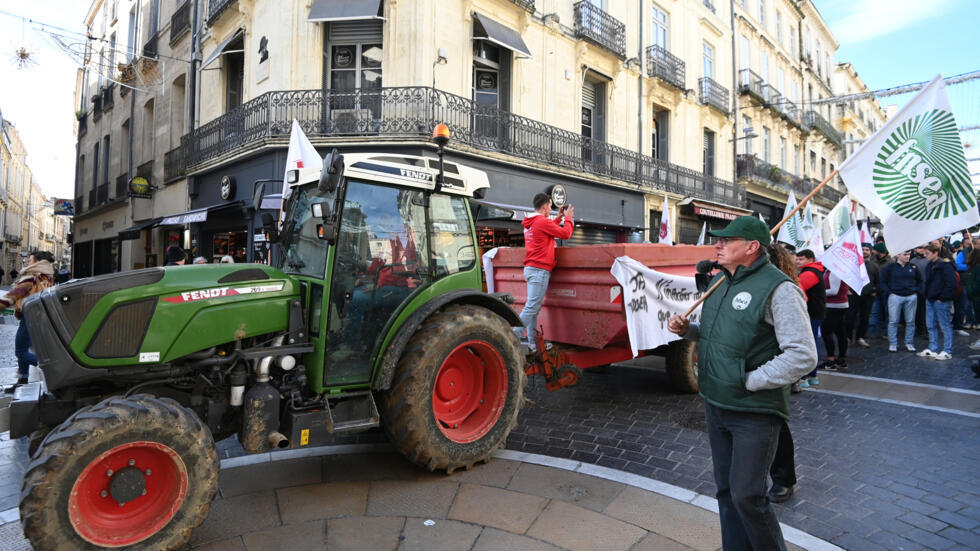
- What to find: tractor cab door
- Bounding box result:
[323,181,430,384]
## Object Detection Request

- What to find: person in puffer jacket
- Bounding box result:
[515,192,574,351]
[918,243,957,360]
[1,250,55,386]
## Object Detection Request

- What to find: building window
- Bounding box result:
[810,150,816,175]
[224,36,244,112]
[759,0,766,28]
[741,115,752,155]
[779,137,787,169]
[92,142,100,190]
[703,129,715,177]
[777,68,785,95]
[821,157,827,178]
[102,135,110,187]
[761,51,769,85]
[762,127,771,163]
[652,109,669,161]
[816,41,822,76]
[776,11,782,45]
[143,99,154,162]
[702,42,714,79]
[127,7,137,58]
[324,22,385,120]
[794,145,800,175]
[652,4,668,49]
[740,35,750,72]
[790,28,796,58]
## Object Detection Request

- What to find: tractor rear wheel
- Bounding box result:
[666,339,699,393]
[20,394,219,550]
[381,305,524,473]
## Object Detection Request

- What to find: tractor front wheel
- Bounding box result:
[382,305,525,473]
[20,394,219,550]
[666,339,699,393]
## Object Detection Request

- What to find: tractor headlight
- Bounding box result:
[286,169,299,184]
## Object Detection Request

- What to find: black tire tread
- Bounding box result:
[665,339,699,393]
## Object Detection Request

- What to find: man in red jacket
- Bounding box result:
[516,193,575,350]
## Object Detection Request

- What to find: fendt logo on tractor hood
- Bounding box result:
[161,283,285,304]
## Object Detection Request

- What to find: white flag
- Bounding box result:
[838,75,977,253]
[658,196,673,245]
[827,196,853,240]
[807,227,825,257]
[610,257,703,356]
[697,222,706,246]
[776,191,806,249]
[802,202,815,236]
[758,212,765,222]
[281,119,322,200]
[859,221,873,244]
[820,224,870,293]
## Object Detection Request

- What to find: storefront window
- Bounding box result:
[212,231,247,263]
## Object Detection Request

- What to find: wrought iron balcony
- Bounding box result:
[761,84,782,114]
[645,45,685,90]
[803,110,843,148]
[88,188,97,209]
[171,1,191,45]
[143,33,158,59]
[164,144,187,182]
[698,77,729,115]
[77,112,87,136]
[102,85,115,111]
[97,183,109,206]
[573,1,626,58]
[115,174,128,199]
[180,86,743,207]
[508,0,535,13]
[207,0,237,26]
[778,97,801,127]
[137,160,154,181]
[75,195,84,214]
[4,233,21,244]
[737,69,764,101]
[91,95,103,120]
[737,154,806,196]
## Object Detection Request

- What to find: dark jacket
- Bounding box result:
[861,257,880,296]
[697,257,793,419]
[881,261,921,297]
[925,258,957,302]
[798,262,826,319]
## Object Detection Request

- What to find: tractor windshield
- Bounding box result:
[277,184,335,278]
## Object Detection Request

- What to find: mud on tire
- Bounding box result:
[381,304,525,473]
[20,394,219,550]
[666,339,699,393]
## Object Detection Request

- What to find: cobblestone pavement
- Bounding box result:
[842,328,980,391]
[1,319,978,551]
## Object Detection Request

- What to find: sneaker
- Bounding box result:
[888,345,898,352]
[881,335,890,340]
[934,351,952,361]
[856,338,870,348]
[790,381,802,394]
[821,360,839,372]
[799,379,811,389]
[906,344,916,352]
[835,359,848,370]
[807,377,819,386]
[917,349,937,358]
[970,340,980,350]
[956,329,970,337]
[769,483,795,503]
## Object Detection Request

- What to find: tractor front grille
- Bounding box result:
[85,299,157,359]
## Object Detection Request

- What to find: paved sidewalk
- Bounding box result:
[811,372,980,416]
[0,445,830,551]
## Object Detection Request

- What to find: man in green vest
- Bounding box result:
[668,216,816,551]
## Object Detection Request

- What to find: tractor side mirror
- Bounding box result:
[318,148,344,193]
[261,212,279,243]
[311,203,338,243]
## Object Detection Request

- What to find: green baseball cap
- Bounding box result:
[709,216,772,246]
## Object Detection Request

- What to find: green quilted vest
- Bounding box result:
[698,257,792,419]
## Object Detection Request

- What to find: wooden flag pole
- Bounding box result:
[681,169,840,317]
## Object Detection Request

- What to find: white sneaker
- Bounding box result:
[917,349,936,358]
[906,344,916,352]
[956,329,970,337]
[888,345,898,352]
[934,351,952,361]
[970,340,980,350]
[856,338,870,348]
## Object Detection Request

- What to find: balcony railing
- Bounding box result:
[737,69,764,101]
[180,86,743,207]
[508,0,535,13]
[207,0,237,25]
[573,1,626,58]
[91,95,103,120]
[102,85,115,111]
[143,33,158,59]
[737,154,807,196]
[778,97,801,127]
[115,173,128,199]
[4,233,21,244]
[97,183,109,206]
[77,113,88,135]
[698,77,729,115]
[645,45,685,90]
[803,110,843,148]
[164,144,188,182]
[88,188,97,209]
[171,1,191,45]
[75,195,84,214]
[137,160,154,181]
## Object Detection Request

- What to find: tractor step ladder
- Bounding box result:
[325,390,380,434]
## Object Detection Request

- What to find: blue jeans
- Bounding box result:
[15,318,36,380]
[926,300,953,354]
[887,294,917,347]
[868,293,888,336]
[705,403,787,551]
[807,318,822,378]
[516,267,551,344]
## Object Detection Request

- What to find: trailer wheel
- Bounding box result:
[666,339,699,393]
[381,304,524,473]
[20,394,219,551]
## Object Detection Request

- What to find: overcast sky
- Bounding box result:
[0,0,977,201]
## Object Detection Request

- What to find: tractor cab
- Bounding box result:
[272,150,491,392]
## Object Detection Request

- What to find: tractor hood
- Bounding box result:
[23,265,300,390]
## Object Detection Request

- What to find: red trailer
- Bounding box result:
[491,243,716,392]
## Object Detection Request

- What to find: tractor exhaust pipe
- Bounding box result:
[240,336,287,453]
[268,432,289,449]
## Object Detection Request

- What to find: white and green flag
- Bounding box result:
[696,222,706,246]
[776,191,807,249]
[838,75,977,253]
[827,196,853,241]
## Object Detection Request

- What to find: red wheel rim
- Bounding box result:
[69,441,189,547]
[432,340,508,443]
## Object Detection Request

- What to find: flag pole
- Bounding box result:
[682,169,840,317]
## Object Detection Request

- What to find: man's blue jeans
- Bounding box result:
[887,294,917,348]
[705,403,787,551]
[868,293,888,336]
[15,318,37,380]
[516,266,550,344]
[926,300,953,354]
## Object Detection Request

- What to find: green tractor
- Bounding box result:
[4,138,526,549]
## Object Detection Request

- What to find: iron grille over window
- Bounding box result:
[645,45,685,90]
[698,77,729,115]
[207,0,237,26]
[573,1,626,58]
[507,0,535,12]
[171,1,190,44]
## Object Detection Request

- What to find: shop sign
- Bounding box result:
[129,176,152,199]
[220,175,237,200]
[52,198,74,216]
[102,221,114,231]
[694,206,739,221]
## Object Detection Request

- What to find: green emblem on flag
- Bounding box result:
[872,109,974,221]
